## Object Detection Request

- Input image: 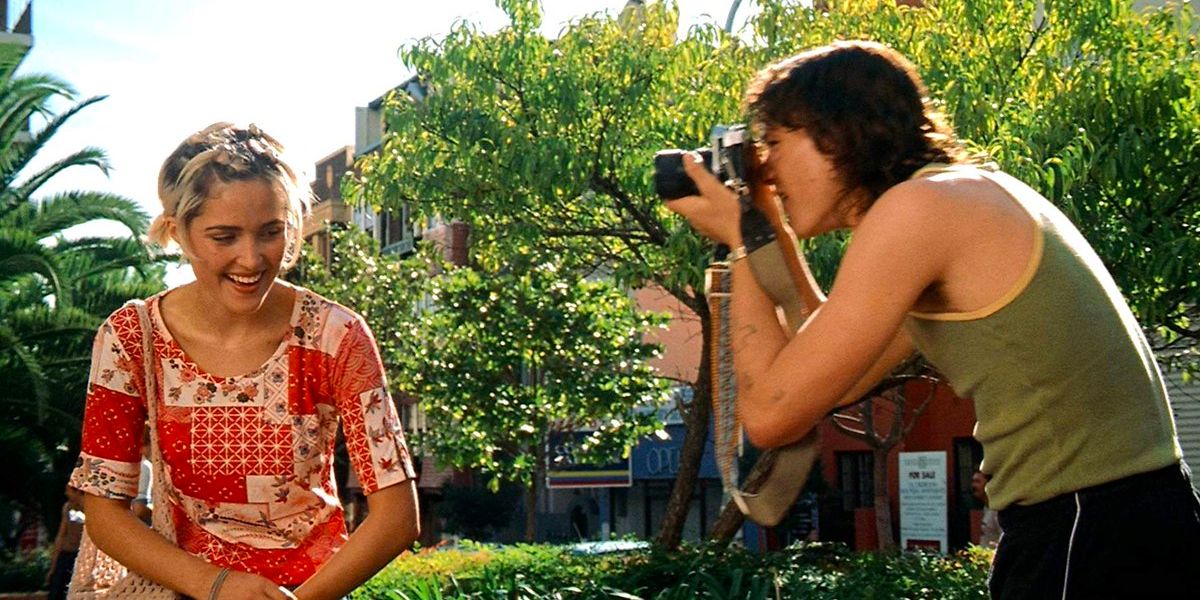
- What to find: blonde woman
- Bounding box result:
[70,123,419,600]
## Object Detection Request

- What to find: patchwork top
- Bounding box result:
[69,284,416,585]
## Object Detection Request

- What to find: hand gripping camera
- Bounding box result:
[653,125,777,257]
[653,125,751,201]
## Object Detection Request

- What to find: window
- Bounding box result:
[379,206,414,255]
[386,212,404,246]
[837,451,874,511]
[400,402,428,433]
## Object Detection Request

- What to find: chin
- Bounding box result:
[788,218,818,240]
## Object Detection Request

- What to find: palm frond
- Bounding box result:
[0,322,52,421]
[0,227,61,296]
[1,190,149,237]
[0,95,107,189]
[3,146,110,210]
[3,303,98,344]
[0,73,75,137]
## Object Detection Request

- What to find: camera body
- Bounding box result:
[654,125,750,200]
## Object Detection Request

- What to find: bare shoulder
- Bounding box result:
[867,172,974,222]
[837,174,984,294]
[851,177,960,250]
[859,169,1014,241]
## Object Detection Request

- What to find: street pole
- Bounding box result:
[724,0,743,33]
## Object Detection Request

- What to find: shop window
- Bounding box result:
[836,451,873,511]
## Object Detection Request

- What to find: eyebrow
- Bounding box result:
[203,220,286,233]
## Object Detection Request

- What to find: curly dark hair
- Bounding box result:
[746,41,968,215]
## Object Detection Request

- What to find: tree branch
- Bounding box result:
[541,227,653,242]
[591,174,669,246]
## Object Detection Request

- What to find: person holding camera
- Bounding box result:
[69,122,419,600]
[666,40,1198,599]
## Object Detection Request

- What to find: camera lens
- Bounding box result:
[654,149,713,200]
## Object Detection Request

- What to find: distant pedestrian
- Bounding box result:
[971,470,999,549]
[45,486,84,600]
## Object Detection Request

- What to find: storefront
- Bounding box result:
[543,423,723,542]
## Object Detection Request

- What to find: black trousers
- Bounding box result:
[988,463,1200,599]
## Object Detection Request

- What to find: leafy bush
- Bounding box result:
[353,542,990,599]
[0,549,50,593]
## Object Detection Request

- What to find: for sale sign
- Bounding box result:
[899,451,948,552]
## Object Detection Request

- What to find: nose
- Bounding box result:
[235,236,266,269]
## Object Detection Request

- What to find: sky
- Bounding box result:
[18,0,757,238]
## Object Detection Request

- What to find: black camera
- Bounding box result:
[654,125,751,200]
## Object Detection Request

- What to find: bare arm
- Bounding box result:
[730,190,945,447]
[668,158,945,448]
[774,240,916,409]
[81,494,291,600]
[293,482,419,600]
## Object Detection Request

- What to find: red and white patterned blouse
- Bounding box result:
[69,285,416,586]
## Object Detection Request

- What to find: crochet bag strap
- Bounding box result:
[707,143,821,528]
[130,300,179,543]
[67,301,179,600]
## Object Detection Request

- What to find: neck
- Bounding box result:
[175,280,288,336]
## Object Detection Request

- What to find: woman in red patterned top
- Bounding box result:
[70,122,419,600]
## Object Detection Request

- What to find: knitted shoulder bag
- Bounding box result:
[68,300,179,600]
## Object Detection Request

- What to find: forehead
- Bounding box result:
[191,178,289,224]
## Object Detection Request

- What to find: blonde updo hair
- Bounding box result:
[149,122,311,269]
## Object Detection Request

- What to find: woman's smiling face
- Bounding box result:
[173,178,290,315]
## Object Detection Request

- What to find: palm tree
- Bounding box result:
[0,71,166,523]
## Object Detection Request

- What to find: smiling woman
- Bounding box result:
[67,123,420,600]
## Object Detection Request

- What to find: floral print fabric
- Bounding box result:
[69,286,416,585]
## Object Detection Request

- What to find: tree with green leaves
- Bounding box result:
[400,260,668,541]
[353,0,758,548]
[290,227,668,541]
[358,0,1198,546]
[0,72,165,523]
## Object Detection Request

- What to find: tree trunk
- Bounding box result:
[873,446,896,552]
[525,442,545,542]
[708,447,779,544]
[654,313,713,549]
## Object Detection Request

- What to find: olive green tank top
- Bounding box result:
[904,165,1182,510]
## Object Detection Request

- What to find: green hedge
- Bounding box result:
[353,542,992,599]
[0,549,49,593]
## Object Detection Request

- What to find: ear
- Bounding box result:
[165,216,188,257]
[165,216,180,243]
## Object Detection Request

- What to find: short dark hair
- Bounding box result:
[745,40,968,215]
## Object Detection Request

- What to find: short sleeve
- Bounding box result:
[68,306,148,500]
[331,315,416,494]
